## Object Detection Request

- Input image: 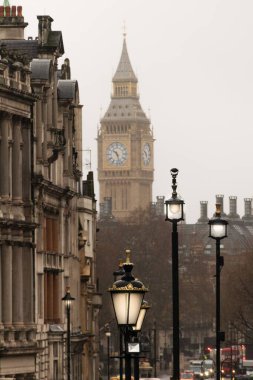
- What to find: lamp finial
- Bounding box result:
[170,168,179,199]
[215,203,221,217]
[125,249,131,263]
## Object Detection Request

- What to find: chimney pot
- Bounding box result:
[0,6,4,17]
[11,6,16,16]
[5,6,10,17]
[17,6,22,17]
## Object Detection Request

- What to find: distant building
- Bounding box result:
[98,36,154,221]
[0,4,100,379]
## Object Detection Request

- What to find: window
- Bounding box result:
[44,271,60,323]
[43,216,59,252]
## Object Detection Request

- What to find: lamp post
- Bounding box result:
[208,204,228,380]
[113,260,125,380]
[165,168,184,380]
[62,287,75,380]
[109,250,148,380]
[153,320,157,378]
[105,329,111,380]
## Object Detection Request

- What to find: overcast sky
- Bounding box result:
[20,0,253,222]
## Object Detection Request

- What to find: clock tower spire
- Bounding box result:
[97,36,154,221]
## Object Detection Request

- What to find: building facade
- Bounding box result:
[97,36,154,221]
[0,4,100,379]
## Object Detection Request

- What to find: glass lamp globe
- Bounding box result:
[132,301,150,332]
[165,198,184,222]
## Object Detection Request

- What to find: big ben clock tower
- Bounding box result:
[97,36,154,221]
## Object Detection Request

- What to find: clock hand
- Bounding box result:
[113,150,119,159]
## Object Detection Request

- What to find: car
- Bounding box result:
[202,359,215,378]
[180,371,195,380]
[189,360,204,379]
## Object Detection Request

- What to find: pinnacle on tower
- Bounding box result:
[113,37,137,83]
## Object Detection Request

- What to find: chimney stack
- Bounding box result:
[103,197,113,219]
[156,196,165,216]
[0,4,27,40]
[37,15,53,46]
[197,201,208,223]
[228,196,240,220]
[242,198,253,222]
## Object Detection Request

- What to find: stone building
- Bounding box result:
[97,36,154,221]
[0,4,100,379]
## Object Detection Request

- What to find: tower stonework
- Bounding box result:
[98,37,154,221]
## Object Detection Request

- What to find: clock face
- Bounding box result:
[106,142,128,166]
[142,143,151,165]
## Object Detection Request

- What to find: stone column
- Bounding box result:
[2,244,12,326]
[22,119,31,203]
[12,244,23,325]
[44,271,47,321]
[68,112,73,174]
[63,112,69,173]
[47,272,54,322]
[53,64,58,129]
[36,98,43,160]
[42,94,48,162]
[53,273,59,322]
[12,117,22,201]
[22,245,34,324]
[46,87,53,129]
[0,112,11,199]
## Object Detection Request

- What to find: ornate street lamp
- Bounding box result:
[165,168,184,223]
[109,250,148,380]
[109,250,147,327]
[62,287,75,380]
[165,168,184,380]
[209,204,228,380]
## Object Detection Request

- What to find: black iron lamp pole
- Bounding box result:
[153,320,157,378]
[208,204,228,380]
[109,250,148,380]
[165,168,184,380]
[105,329,111,380]
[62,287,75,380]
[113,260,125,380]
